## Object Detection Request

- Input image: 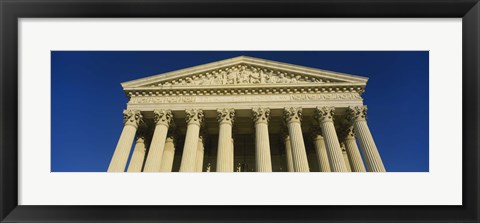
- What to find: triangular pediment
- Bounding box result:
[121,56,368,90]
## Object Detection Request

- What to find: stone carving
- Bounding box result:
[153,64,331,87]
[283,107,302,123]
[252,107,271,124]
[315,106,335,123]
[129,93,361,105]
[338,125,355,140]
[291,93,361,101]
[153,109,173,127]
[347,105,368,122]
[199,95,290,103]
[130,96,195,104]
[217,108,235,124]
[185,109,204,126]
[123,110,143,127]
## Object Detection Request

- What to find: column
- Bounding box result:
[311,127,331,172]
[283,107,309,172]
[195,136,205,172]
[252,107,273,172]
[341,143,352,171]
[159,135,175,172]
[108,110,143,172]
[143,110,173,172]
[216,108,235,172]
[282,133,294,172]
[180,109,204,172]
[127,135,147,172]
[341,126,366,172]
[347,105,386,172]
[315,106,348,172]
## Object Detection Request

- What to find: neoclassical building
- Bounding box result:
[107,56,386,172]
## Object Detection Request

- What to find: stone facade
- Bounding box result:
[107,56,386,172]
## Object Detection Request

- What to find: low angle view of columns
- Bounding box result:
[107,56,386,172]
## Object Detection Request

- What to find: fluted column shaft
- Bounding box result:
[127,136,147,172]
[143,110,173,172]
[315,107,348,172]
[342,126,366,172]
[348,106,386,172]
[180,109,204,172]
[195,137,205,172]
[341,144,352,172]
[253,108,272,172]
[108,110,143,172]
[216,108,235,172]
[159,136,175,172]
[284,107,309,172]
[283,135,294,172]
[312,135,331,172]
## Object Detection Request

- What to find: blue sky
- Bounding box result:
[51,51,428,172]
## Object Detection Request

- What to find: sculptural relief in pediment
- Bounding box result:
[147,64,339,87]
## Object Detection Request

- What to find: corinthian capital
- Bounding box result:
[283,107,302,124]
[153,109,173,127]
[185,109,204,126]
[123,110,143,128]
[252,107,270,124]
[315,106,335,123]
[347,105,368,122]
[217,108,235,125]
[339,125,355,140]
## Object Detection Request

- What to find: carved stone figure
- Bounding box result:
[267,71,278,83]
[155,64,335,86]
[220,70,228,85]
[185,77,194,85]
[227,68,238,84]
[239,68,251,84]
[249,69,260,84]
[278,73,289,83]
[208,73,217,85]
[259,69,266,83]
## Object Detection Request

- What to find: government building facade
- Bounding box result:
[107,56,386,172]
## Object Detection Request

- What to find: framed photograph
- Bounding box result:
[1,0,479,222]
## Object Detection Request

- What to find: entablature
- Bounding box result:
[123,82,366,98]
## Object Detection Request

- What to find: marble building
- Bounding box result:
[107,56,386,172]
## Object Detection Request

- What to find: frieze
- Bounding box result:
[291,93,361,101]
[129,96,196,104]
[128,93,362,104]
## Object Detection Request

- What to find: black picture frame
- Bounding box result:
[1,0,479,222]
